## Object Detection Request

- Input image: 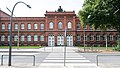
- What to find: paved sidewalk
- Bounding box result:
[1,47,120,68]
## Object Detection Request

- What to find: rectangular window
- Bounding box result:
[8,35,10,41]
[40,23,44,30]
[14,35,18,41]
[21,35,24,41]
[83,24,87,30]
[109,35,113,41]
[76,23,80,29]
[28,23,31,29]
[40,35,44,41]
[90,35,94,41]
[8,23,10,30]
[96,35,100,41]
[27,35,31,41]
[77,34,81,41]
[15,23,18,30]
[34,23,38,29]
[103,35,107,41]
[83,35,87,41]
[21,23,24,29]
[1,35,5,41]
[2,23,5,30]
[34,35,38,41]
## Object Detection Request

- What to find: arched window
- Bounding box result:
[58,22,62,29]
[49,22,53,29]
[68,22,72,29]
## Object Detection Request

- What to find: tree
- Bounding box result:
[78,0,120,32]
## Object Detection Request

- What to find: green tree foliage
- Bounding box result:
[78,0,120,32]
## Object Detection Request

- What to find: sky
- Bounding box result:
[0,0,84,17]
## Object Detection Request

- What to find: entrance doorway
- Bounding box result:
[67,34,73,46]
[48,34,55,47]
[57,34,64,46]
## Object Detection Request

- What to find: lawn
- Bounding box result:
[0,45,41,49]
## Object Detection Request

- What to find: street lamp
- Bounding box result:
[83,15,91,52]
[6,7,20,49]
[8,1,31,66]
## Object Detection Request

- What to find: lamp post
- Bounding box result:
[8,1,31,66]
[83,15,91,52]
[6,7,20,49]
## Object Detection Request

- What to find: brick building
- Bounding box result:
[0,7,119,47]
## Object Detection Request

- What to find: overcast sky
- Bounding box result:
[0,0,84,17]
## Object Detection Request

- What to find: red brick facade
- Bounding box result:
[0,9,119,47]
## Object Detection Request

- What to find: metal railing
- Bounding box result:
[96,55,120,66]
[1,55,35,66]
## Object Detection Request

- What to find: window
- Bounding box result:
[76,23,80,29]
[49,22,53,29]
[34,35,38,41]
[58,22,62,29]
[15,23,18,30]
[21,23,24,29]
[77,34,81,41]
[109,34,113,41]
[83,35,87,41]
[21,35,24,41]
[83,24,87,30]
[8,23,10,30]
[103,34,107,41]
[1,35,5,41]
[34,23,38,29]
[40,23,44,29]
[40,35,44,41]
[27,35,31,41]
[14,35,18,41]
[116,34,120,41]
[96,34,100,41]
[68,22,72,29]
[90,34,94,41]
[90,25,93,30]
[28,23,31,29]
[2,23,5,30]
[7,35,10,41]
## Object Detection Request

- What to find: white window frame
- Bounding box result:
[40,23,44,30]
[96,34,100,41]
[103,34,107,41]
[14,35,18,41]
[34,35,38,41]
[40,35,44,41]
[109,34,113,41]
[90,34,94,41]
[27,35,31,41]
[76,23,80,29]
[77,34,81,41]
[15,23,18,30]
[49,22,53,29]
[8,23,10,30]
[34,23,38,29]
[2,23,5,30]
[8,35,10,41]
[21,35,24,41]
[28,23,31,29]
[1,35,5,41]
[68,22,72,29]
[21,23,24,29]
[58,22,62,29]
